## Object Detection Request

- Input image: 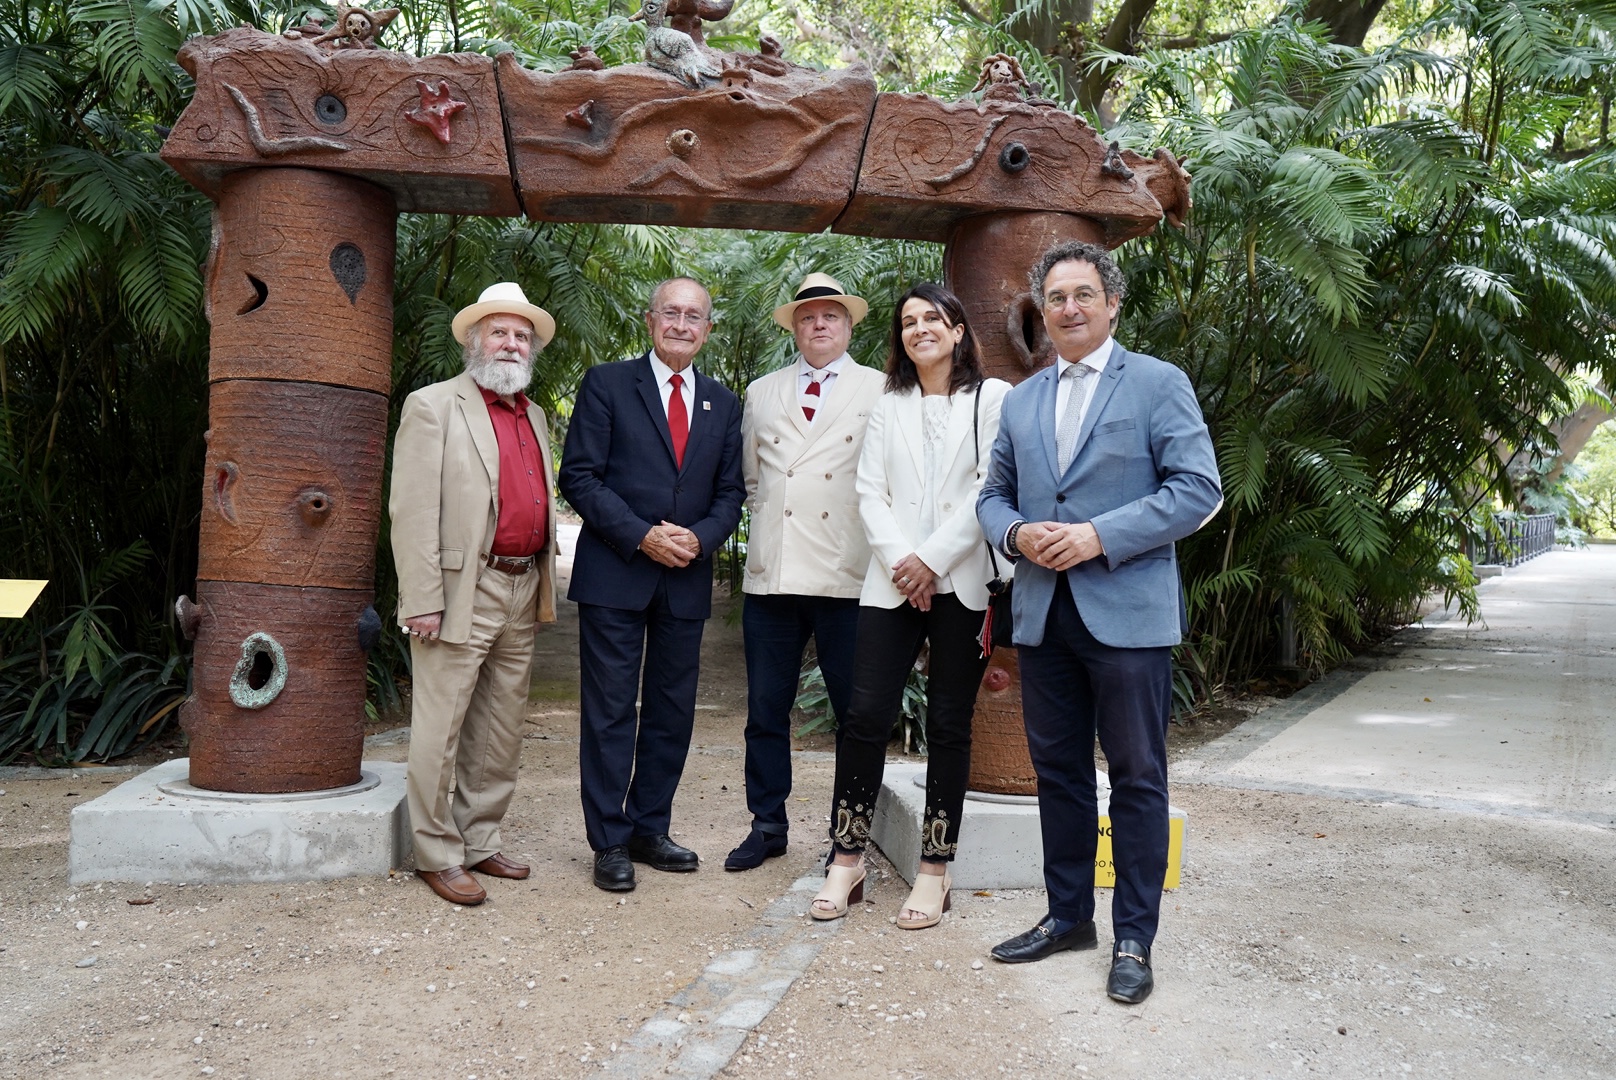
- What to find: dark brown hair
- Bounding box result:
[885,282,986,395]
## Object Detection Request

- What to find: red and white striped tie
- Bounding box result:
[803,374,822,422]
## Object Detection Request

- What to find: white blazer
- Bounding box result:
[741,361,886,597]
[857,378,1012,611]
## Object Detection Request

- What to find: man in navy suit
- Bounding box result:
[559,277,745,892]
[977,241,1221,1002]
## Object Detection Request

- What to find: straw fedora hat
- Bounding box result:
[450,282,556,348]
[771,272,869,331]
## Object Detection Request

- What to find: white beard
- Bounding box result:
[465,340,534,397]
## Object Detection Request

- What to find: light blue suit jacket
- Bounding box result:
[976,342,1221,648]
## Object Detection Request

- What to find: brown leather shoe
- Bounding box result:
[416,866,486,905]
[467,853,530,880]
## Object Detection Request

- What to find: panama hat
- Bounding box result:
[771,272,869,331]
[450,282,556,348]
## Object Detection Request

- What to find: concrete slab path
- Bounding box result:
[1177,547,1616,828]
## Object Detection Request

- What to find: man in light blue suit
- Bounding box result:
[977,240,1221,1003]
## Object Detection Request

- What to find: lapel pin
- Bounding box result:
[702,400,711,411]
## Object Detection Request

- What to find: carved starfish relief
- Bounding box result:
[405,79,467,145]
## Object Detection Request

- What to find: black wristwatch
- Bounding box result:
[1006,521,1025,557]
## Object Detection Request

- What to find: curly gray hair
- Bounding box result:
[1027,240,1125,306]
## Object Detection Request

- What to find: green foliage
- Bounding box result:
[795,657,930,753]
[6,0,1613,761]
[1567,421,1616,535]
[1110,10,1615,685]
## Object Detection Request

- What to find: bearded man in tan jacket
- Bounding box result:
[724,273,885,870]
[390,283,559,906]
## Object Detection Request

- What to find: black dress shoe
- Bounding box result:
[1106,939,1154,1004]
[627,833,699,872]
[593,846,636,892]
[990,915,1098,964]
[724,830,787,871]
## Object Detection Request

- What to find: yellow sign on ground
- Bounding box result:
[1095,814,1185,889]
[0,580,47,619]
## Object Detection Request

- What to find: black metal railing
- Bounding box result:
[1476,512,1557,567]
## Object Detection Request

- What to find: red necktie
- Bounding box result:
[668,372,689,468]
[803,374,821,421]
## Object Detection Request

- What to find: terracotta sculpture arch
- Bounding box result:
[161,28,1190,795]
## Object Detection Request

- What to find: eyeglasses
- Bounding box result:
[653,309,711,326]
[1042,288,1107,310]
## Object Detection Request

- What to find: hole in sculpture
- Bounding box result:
[998,142,1030,173]
[329,243,366,304]
[239,275,268,315]
[1006,293,1044,371]
[315,94,347,125]
[297,488,334,526]
[213,462,239,524]
[228,631,288,709]
[247,649,274,691]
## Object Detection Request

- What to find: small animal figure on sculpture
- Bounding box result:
[971,52,1055,107]
[631,0,721,89]
[307,4,400,50]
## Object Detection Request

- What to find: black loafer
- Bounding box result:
[627,833,699,872]
[593,845,636,892]
[724,829,787,871]
[990,915,1098,964]
[1106,939,1154,1004]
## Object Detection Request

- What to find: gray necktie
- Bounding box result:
[1056,364,1091,473]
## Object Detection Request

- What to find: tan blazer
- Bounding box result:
[858,378,1012,611]
[390,370,557,644]
[741,360,885,597]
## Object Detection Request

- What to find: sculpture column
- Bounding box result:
[944,210,1106,796]
[177,168,397,793]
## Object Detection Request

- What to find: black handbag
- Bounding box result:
[973,387,1014,657]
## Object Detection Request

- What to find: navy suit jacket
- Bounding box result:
[977,342,1222,649]
[559,352,744,620]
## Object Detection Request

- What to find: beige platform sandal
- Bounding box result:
[809,861,867,921]
[896,871,952,930]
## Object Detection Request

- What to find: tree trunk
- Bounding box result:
[1077,0,1160,122]
[1542,398,1616,486]
[1007,0,1093,98]
[1300,0,1391,48]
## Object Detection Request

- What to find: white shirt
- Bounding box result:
[797,352,849,422]
[649,350,697,425]
[1001,336,1115,557]
[1055,335,1114,437]
[919,395,956,594]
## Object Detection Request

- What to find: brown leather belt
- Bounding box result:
[484,553,534,575]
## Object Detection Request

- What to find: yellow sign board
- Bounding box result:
[0,580,47,619]
[1094,813,1185,889]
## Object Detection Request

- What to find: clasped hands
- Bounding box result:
[890,553,938,611]
[640,520,702,567]
[1014,521,1103,571]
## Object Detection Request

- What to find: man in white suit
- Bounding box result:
[725,273,885,870]
[390,282,559,906]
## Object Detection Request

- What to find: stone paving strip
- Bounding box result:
[602,872,837,1077]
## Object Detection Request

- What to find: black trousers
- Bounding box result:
[741,593,860,836]
[576,575,705,852]
[1019,575,1173,946]
[828,593,989,861]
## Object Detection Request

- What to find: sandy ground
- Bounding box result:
[2,550,1613,1078]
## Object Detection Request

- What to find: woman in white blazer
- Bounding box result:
[810,283,1011,930]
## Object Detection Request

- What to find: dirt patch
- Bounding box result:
[7,595,1609,1078]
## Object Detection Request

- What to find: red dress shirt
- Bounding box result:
[481,388,548,558]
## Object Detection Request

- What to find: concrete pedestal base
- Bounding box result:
[68,758,410,885]
[870,762,1187,890]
